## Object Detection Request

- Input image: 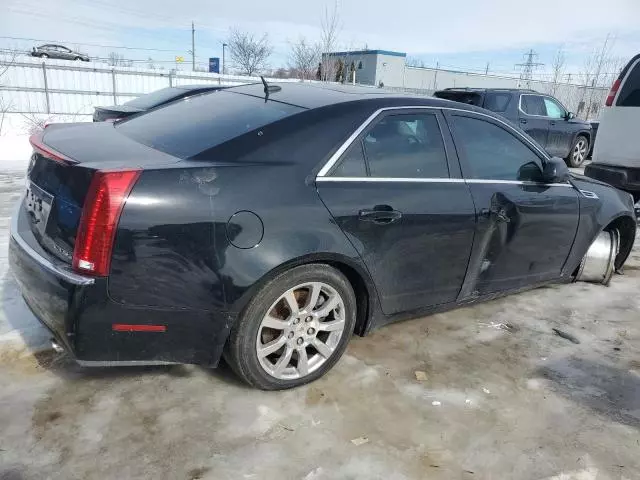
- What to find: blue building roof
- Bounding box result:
[323,49,406,58]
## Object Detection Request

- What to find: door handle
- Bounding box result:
[519,119,527,124]
[359,206,402,224]
[480,207,510,223]
[550,121,556,126]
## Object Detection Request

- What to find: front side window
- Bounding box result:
[520,95,546,116]
[543,97,565,119]
[450,115,543,182]
[362,113,449,178]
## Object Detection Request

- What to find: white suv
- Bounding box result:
[586,54,640,201]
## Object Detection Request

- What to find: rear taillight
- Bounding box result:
[605,79,621,106]
[72,169,141,276]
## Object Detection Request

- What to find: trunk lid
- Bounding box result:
[25,124,177,263]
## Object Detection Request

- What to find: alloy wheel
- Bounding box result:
[256,282,346,380]
[573,138,587,165]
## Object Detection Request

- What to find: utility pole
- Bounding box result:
[191,21,195,71]
[515,49,544,88]
[222,42,227,75]
[485,62,490,75]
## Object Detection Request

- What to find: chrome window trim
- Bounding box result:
[518,93,567,119]
[316,105,550,177]
[10,198,95,286]
[316,176,571,187]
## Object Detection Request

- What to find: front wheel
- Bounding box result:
[39,53,48,59]
[225,264,356,390]
[567,135,589,168]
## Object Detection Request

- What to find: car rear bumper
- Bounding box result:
[9,200,231,366]
[584,163,640,194]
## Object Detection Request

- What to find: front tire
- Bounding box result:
[225,264,356,390]
[39,53,48,59]
[567,135,589,168]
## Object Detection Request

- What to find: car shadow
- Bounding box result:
[29,349,248,388]
[537,356,640,429]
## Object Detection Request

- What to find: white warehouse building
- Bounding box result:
[321,49,609,118]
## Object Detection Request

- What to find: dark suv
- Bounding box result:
[434,88,592,167]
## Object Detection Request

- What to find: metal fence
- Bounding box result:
[0,55,610,120]
[0,56,303,117]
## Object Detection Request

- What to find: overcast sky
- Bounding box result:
[2,0,640,75]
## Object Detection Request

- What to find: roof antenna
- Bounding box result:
[260,76,281,102]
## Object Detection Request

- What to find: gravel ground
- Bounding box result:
[1,168,639,480]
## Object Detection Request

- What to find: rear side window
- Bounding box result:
[520,95,546,116]
[363,113,449,178]
[617,60,640,107]
[117,91,303,158]
[331,142,367,177]
[450,115,543,182]
[483,92,511,112]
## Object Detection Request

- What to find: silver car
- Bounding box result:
[31,44,90,62]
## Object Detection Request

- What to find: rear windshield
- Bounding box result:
[434,91,483,107]
[617,59,640,107]
[117,91,304,158]
[124,87,189,109]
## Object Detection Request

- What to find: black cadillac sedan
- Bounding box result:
[9,83,636,390]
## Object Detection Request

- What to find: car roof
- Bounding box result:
[225,82,474,110]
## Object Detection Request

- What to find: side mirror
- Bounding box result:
[565,111,576,120]
[542,157,570,183]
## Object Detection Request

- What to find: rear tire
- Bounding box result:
[225,264,356,390]
[567,135,589,168]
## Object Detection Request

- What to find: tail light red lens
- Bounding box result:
[72,169,141,276]
[605,79,621,106]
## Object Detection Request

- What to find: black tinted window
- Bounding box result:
[331,142,367,177]
[617,60,640,107]
[483,92,511,112]
[451,115,543,181]
[362,113,448,178]
[520,95,546,116]
[117,91,303,158]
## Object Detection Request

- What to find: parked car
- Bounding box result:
[434,88,592,167]
[31,44,90,62]
[10,83,635,390]
[585,54,640,201]
[93,85,226,122]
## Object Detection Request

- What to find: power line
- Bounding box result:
[515,49,544,87]
[0,36,187,53]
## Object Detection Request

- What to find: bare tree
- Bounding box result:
[319,4,341,81]
[227,29,272,76]
[0,51,17,135]
[288,37,319,80]
[107,52,125,66]
[406,57,426,68]
[577,34,619,119]
[549,46,566,96]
